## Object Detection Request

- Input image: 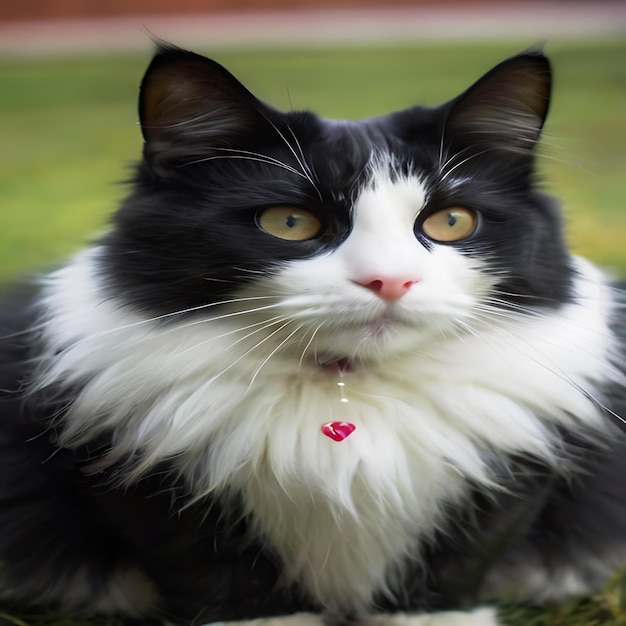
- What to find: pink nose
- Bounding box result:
[355,276,419,301]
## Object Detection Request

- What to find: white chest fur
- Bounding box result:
[34,247,621,615]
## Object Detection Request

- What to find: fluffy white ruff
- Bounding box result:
[32,168,622,615]
[32,249,620,614]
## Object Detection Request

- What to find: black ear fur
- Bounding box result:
[445,51,551,156]
[139,44,275,173]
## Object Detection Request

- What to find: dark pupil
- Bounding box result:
[447,213,457,227]
[286,215,297,228]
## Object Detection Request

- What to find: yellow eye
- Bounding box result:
[257,206,322,241]
[421,207,477,242]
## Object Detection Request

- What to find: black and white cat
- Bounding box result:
[1,45,626,626]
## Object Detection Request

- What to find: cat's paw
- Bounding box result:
[426,608,500,626]
[205,609,499,626]
[359,607,500,626]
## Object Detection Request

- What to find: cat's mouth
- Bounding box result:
[313,313,404,372]
[316,356,357,374]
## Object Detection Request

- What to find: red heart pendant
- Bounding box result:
[321,421,356,442]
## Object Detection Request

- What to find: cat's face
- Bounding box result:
[101,47,573,366]
[235,155,493,365]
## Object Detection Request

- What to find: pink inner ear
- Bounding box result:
[321,421,356,441]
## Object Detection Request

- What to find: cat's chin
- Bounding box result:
[313,330,414,370]
[310,311,440,367]
[309,330,412,371]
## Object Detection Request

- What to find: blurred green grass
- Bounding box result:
[0,39,626,626]
[0,39,625,281]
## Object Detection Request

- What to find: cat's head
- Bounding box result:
[100,46,572,365]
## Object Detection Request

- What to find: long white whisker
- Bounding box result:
[154,303,284,337]
[437,143,473,179]
[462,309,626,427]
[54,297,281,344]
[214,146,314,181]
[476,295,617,340]
[185,153,308,180]
[537,150,595,176]
[213,146,301,168]
[190,318,295,396]
[437,119,447,176]
[173,314,289,360]
[267,120,324,201]
[287,126,313,177]
[439,148,499,183]
[269,121,311,178]
[247,321,303,393]
[287,125,322,196]
[298,321,326,370]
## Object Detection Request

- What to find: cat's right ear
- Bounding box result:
[443,51,551,158]
[139,44,273,175]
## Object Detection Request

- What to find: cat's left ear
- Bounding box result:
[139,44,275,174]
[444,51,551,156]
